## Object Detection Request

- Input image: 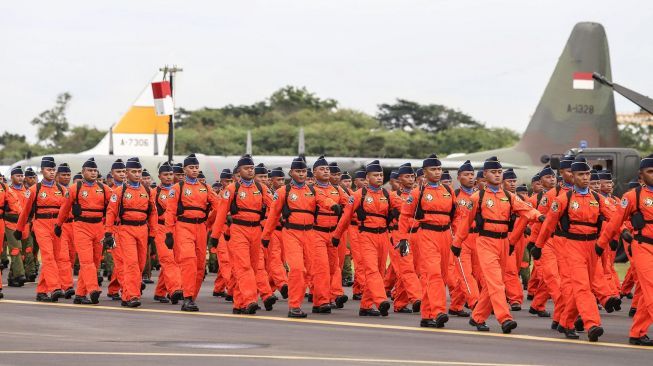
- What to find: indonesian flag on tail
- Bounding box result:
[573,72,594,90]
[151,81,174,116]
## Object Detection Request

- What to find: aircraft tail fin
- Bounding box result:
[82,72,170,156]
[516,22,619,163]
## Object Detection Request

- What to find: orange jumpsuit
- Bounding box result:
[523,194,550,313]
[452,187,483,309]
[57,181,110,297]
[211,180,274,308]
[153,185,183,297]
[454,187,540,325]
[598,186,653,339]
[313,182,349,303]
[106,183,157,301]
[599,193,622,294]
[0,184,20,290]
[399,183,456,319]
[388,188,422,311]
[335,187,401,311]
[537,189,613,331]
[265,218,287,292]
[263,182,336,309]
[166,179,219,299]
[5,184,30,279]
[16,181,67,294]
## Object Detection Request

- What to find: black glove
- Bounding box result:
[209,237,219,248]
[524,227,531,236]
[165,233,174,250]
[13,230,22,241]
[262,239,270,248]
[538,215,546,223]
[395,239,410,257]
[509,244,515,256]
[628,243,633,257]
[148,236,155,246]
[224,234,231,241]
[595,244,604,257]
[54,225,62,237]
[331,204,342,217]
[531,246,542,260]
[526,241,535,253]
[450,245,461,257]
[621,229,633,244]
[609,239,619,251]
[103,232,115,249]
[331,237,340,247]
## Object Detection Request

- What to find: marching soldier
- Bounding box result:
[105,157,157,308]
[0,170,20,298]
[54,163,75,298]
[265,167,289,299]
[15,157,67,302]
[333,160,400,318]
[56,158,110,304]
[262,157,337,318]
[4,166,33,288]
[165,154,220,311]
[453,157,543,333]
[107,158,127,300]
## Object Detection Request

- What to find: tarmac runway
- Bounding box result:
[0,270,650,366]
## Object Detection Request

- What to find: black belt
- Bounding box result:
[409,227,419,234]
[389,224,399,231]
[479,230,508,239]
[3,214,18,223]
[120,220,147,226]
[314,225,337,233]
[158,219,165,225]
[35,213,58,219]
[470,227,479,233]
[558,232,598,241]
[359,226,387,234]
[74,217,103,224]
[284,223,313,231]
[420,223,451,232]
[231,218,261,227]
[350,221,357,225]
[178,217,207,224]
[275,225,283,231]
[634,234,653,245]
[65,218,73,223]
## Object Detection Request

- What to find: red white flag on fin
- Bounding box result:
[573,72,594,90]
[151,81,174,116]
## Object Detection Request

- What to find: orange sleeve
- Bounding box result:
[333,192,360,239]
[535,197,565,248]
[105,187,120,233]
[56,188,75,227]
[16,186,36,232]
[399,190,419,239]
[262,186,285,240]
[453,194,478,248]
[164,184,180,233]
[598,192,634,249]
[210,185,234,239]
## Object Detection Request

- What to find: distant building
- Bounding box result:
[617,109,653,125]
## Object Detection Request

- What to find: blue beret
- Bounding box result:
[539,165,554,177]
[126,157,142,169]
[628,180,641,189]
[503,168,517,180]
[441,170,452,181]
[220,169,233,179]
[531,174,540,183]
[458,160,473,173]
[41,156,56,169]
[24,168,36,177]
[389,170,399,180]
[173,163,183,174]
[10,166,23,176]
[329,162,341,174]
[255,163,267,175]
[291,157,307,170]
[111,159,126,170]
[640,154,653,169]
[73,172,83,180]
[82,158,97,169]
[570,157,590,172]
[341,171,351,180]
[158,162,173,174]
[423,154,441,168]
[57,163,71,173]
[397,163,414,176]
[598,170,612,180]
[590,169,599,181]
[142,169,151,177]
[516,184,528,193]
[476,170,484,179]
[559,155,576,170]
[313,156,328,169]
[416,168,424,177]
[307,169,314,178]
[366,160,383,173]
[354,170,366,179]
[269,167,284,178]
[184,153,200,167]
[196,170,204,179]
[483,156,502,170]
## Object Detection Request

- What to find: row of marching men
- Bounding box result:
[1,152,651,346]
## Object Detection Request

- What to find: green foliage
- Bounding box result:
[619,123,653,155]
[377,99,481,132]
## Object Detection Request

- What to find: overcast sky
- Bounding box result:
[1,0,652,141]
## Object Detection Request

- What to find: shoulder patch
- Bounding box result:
[25,190,31,198]
[168,190,175,198]
[540,196,548,207]
[466,201,473,210]
[621,198,628,208]
[551,201,559,212]
[406,195,414,204]
[110,194,117,203]
[223,190,231,199]
[348,195,355,205]
[273,191,279,201]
